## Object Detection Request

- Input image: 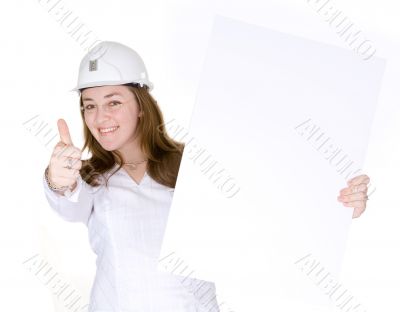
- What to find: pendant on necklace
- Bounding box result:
[124,163,140,170]
[123,159,147,171]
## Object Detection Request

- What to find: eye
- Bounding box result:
[109,101,122,106]
[84,104,95,110]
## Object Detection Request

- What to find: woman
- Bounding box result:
[43,41,370,311]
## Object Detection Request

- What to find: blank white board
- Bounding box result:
[159,14,386,312]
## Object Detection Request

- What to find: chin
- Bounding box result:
[101,146,115,152]
[97,142,120,152]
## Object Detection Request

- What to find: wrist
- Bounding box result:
[45,166,69,192]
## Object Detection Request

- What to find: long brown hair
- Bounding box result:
[78,83,184,189]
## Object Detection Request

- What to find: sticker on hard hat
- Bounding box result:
[89,59,98,71]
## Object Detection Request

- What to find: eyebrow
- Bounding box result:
[82,92,124,102]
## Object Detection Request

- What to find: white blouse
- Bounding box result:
[42,164,218,312]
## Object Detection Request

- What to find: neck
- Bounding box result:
[115,136,147,165]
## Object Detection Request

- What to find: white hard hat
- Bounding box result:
[71,41,153,93]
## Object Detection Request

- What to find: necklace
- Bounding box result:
[123,159,148,170]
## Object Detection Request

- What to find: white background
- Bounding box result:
[0,0,399,311]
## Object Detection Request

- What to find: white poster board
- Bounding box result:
[159,15,385,312]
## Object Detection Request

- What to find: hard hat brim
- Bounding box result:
[70,80,153,94]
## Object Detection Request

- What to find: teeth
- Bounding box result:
[100,126,118,133]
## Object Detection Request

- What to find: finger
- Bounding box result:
[52,151,81,164]
[57,118,74,146]
[338,192,368,202]
[347,174,370,186]
[55,156,81,169]
[339,183,368,196]
[66,158,82,170]
[57,157,82,170]
[58,168,81,179]
[342,200,367,209]
[49,156,81,175]
[53,145,81,159]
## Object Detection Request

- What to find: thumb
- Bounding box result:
[57,118,74,146]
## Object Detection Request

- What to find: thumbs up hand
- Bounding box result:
[47,119,82,193]
[58,117,74,146]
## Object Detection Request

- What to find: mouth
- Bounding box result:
[98,126,119,136]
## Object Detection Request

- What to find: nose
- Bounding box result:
[94,105,112,125]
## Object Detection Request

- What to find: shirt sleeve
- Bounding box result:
[42,169,95,225]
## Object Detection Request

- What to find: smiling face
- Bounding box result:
[81,85,142,153]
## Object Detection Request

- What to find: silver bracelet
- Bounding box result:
[45,166,69,191]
